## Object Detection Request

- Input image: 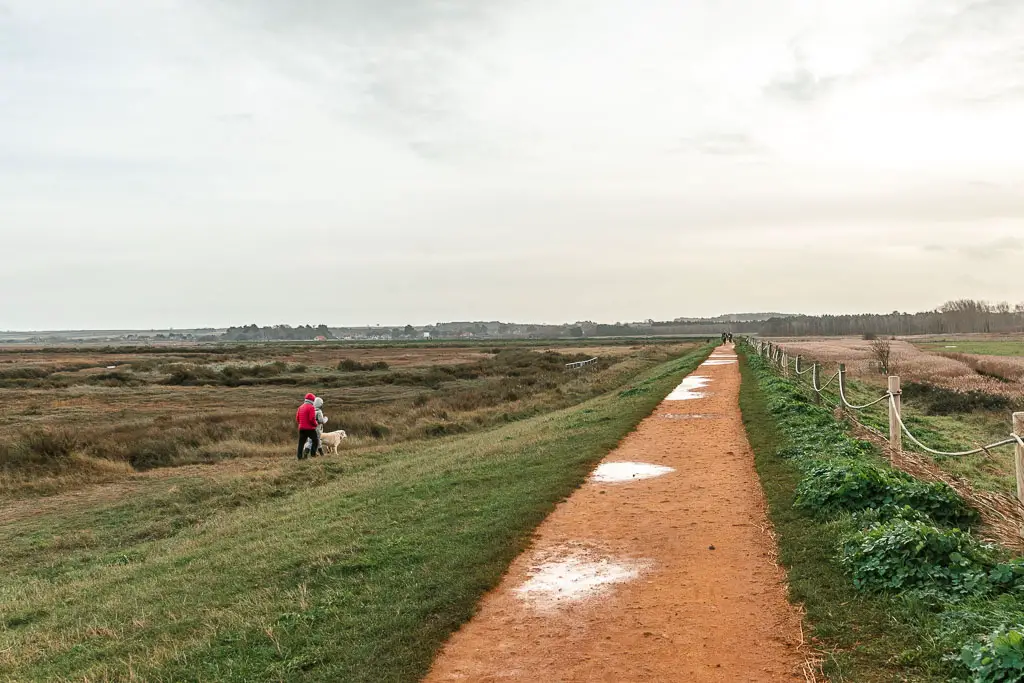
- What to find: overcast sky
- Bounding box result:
[2,0,1023,330]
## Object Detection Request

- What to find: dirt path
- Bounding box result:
[425,345,805,682]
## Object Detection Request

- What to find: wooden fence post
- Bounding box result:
[812,363,821,405]
[1014,413,1024,536]
[837,363,846,413]
[888,375,902,459]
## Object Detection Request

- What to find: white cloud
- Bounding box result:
[1,0,1023,329]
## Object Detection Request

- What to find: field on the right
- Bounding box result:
[770,334,1024,521]
[741,344,1024,683]
[913,338,1024,357]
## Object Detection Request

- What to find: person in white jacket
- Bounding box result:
[314,396,329,457]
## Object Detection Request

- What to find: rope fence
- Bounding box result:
[745,337,1024,533]
[565,357,598,370]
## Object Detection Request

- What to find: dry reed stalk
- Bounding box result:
[778,340,1024,400]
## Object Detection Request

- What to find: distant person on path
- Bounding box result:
[296,393,320,460]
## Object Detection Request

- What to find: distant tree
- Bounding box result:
[569,326,584,338]
[869,338,894,375]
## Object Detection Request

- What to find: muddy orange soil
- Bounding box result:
[425,345,805,682]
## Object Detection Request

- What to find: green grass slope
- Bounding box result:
[0,346,711,682]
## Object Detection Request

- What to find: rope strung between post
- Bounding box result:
[838,376,892,410]
[794,365,813,375]
[841,390,891,410]
[758,345,1020,458]
[888,394,1018,457]
[816,372,840,392]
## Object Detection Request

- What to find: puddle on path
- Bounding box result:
[666,375,711,400]
[590,461,675,483]
[661,413,719,420]
[515,547,648,609]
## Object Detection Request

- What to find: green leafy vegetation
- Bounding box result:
[795,460,977,527]
[961,626,1024,682]
[841,520,998,598]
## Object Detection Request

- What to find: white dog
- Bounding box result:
[319,430,348,455]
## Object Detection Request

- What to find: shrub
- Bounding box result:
[341,415,391,439]
[901,382,1012,415]
[0,367,49,380]
[420,422,468,437]
[988,558,1024,591]
[162,366,220,386]
[337,359,389,372]
[869,338,894,374]
[851,504,934,528]
[960,625,1024,682]
[841,519,995,598]
[795,460,977,527]
[128,440,182,470]
[440,388,504,412]
[18,428,81,460]
[88,371,143,387]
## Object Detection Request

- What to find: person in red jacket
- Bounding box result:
[295,393,320,460]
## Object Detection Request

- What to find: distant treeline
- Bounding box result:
[572,300,1024,338]
[213,300,1024,343]
[756,300,1024,337]
[221,324,334,341]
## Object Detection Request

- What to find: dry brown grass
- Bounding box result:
[775,337,1024,400]
[0,342,697,500]
[943,353,1024,383]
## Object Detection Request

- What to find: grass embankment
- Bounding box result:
[0,346,711,681]
[739,347,1024,682]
